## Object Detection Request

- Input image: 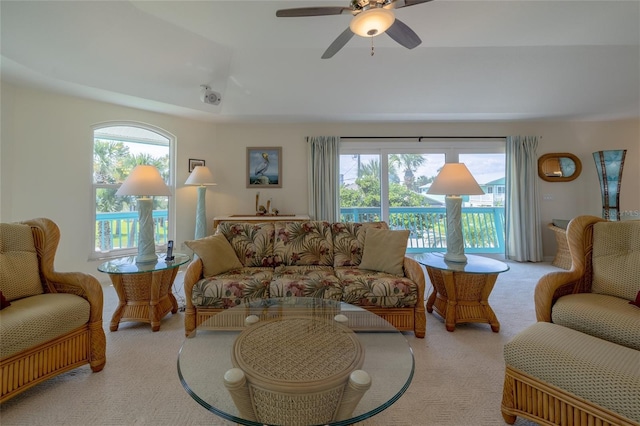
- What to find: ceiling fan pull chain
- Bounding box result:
[371,36,375,56]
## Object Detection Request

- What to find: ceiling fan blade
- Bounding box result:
[276,7,351,17]
[386,19,422,49]
[391,0,434,9]
[321,27,355,59]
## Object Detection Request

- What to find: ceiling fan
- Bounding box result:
[276,0,433,59]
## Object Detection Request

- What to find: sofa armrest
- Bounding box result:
[184,258,204,310]
[403,256,426,303]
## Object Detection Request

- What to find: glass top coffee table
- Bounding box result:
[177,297,414,426]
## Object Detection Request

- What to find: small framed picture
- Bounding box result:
[246,147,282,188]
[189,159,205,173]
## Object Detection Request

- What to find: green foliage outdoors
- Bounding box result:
[340,154,436,208]
[94,140,170,250]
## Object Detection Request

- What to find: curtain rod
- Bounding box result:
[339,136,507,141]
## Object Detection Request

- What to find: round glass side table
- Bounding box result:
[98,253,190,331]
[414,253,509,332]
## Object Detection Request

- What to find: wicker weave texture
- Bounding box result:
[502,366,639,426]
[0,218,106,403]
[227,316,366,425]
[548,224,571,270]
[503,322,640,423]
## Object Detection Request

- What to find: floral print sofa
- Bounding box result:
[183,221,426,337]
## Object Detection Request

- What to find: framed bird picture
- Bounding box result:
[246,147,282,188]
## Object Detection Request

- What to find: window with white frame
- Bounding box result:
[91,123,175,259]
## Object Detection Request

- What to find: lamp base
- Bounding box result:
[136,197,158,264]
[194,186,207,239]
[444,251,468,263]
[444,195,468,264]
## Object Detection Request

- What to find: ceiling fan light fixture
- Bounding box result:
[350,7,395,37]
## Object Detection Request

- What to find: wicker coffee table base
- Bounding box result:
[108,268,179,332]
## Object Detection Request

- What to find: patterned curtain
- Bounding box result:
[307,136,340,222]
[505,136,543,262]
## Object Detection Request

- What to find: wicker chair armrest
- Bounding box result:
[184,257,204,310]
[534,270,581,322]
[403,256,426,303]
[48,272,104,323]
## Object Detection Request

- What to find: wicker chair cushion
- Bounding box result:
[591,221,640,301]
[335,267,418,308]
[191,267,273,308]
[216,222,275,267]
[0,293,90,358]
[273,221,334,266]
[269,266,342,300]
[504,322,640,423]
[331,222,388,267]
[552,293,640,350]
[0,223,43,301]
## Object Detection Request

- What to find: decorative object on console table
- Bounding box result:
[213,215,311,229]
[116,165,171,263]
[247,147,282,188]
[185,165,217,239]
[592,150,626,221]
[427,163,484,263]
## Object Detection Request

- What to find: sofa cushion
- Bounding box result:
[270,266,342,300]
[504,322,640,423]
[332,222,389,268]
[359,228,409,276]
[273,221,333,266]
[191,267,272,308]
[335,267,418,308]
[0,223,43,301]
[185,234,243,277]
[0,293,90,359]
[216,222,276,267]
[591,221,640,301]
[552,292,640,350]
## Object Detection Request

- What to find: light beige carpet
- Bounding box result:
[0,259,556,425]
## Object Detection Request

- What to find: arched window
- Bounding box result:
[91,122,175,259]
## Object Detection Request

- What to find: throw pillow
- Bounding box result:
[359,228,409,276]
[630,291,640,308]
[0,291,10,310]
[185,234,243,277]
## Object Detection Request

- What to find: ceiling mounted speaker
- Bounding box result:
[200,85,221,105]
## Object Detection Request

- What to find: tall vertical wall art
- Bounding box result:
[592,150,626,221]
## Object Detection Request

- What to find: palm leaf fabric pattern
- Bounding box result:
[191,220,418,310]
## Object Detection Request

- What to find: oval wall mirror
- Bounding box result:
[538,153,582,182]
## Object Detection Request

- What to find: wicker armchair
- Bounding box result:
[0,218,106,402]
[534,215,639,349]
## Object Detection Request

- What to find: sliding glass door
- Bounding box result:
[339,140,505,254]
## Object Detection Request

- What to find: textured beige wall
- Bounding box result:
[2,81,638,276]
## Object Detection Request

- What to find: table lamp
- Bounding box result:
[427,163,484,263]
[184,166,217,239]
[116,165,171,263]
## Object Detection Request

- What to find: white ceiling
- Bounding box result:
[2,0,639,123]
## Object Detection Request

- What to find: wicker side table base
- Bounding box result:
[426,267,500,332]
[108,268,179,332]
